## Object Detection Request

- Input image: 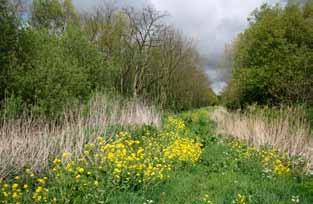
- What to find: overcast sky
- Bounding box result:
[73,0,288,93]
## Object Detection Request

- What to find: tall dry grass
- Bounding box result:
[0,95,161,178]
[212,106,313,171]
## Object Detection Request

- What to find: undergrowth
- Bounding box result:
[1,108,313,203]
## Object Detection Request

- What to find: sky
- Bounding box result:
[72,0,289,93]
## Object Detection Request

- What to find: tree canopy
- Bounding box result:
[223,1,313,109]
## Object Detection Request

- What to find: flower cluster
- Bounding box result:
[48,133,172,192]
[0,170,49,203]
[164,138,202,163]
[166,116,186,131]
[89,133,171,186]
[0,182,24,202]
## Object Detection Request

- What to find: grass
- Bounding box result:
[1,107,313,203]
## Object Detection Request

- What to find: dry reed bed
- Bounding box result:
[0,96,160,179]
[212,106,313,171]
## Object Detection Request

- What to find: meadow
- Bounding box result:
[1,107,312,204]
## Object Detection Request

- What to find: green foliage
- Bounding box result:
[10,28,88,117]
[31,0,79,31]
[223,2,313,109]
[0,0,18,103]
[2,24,116,117]
[0,1,117,117]
[32,0,65,29]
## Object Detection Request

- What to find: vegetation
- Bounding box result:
[219,1,313,163]
[222,1,313,109]
[1,109,313,203]
[0,0,215,118]
[214,1,313,202]
[212,105,313,170]
[0,94,161,178]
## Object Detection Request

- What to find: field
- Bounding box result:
[1,108,313,204]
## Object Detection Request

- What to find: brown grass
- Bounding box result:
[0,95,160,178]
[212,106,313,171]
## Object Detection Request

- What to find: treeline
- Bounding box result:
[0,0,216,118]
[222,0,313,109]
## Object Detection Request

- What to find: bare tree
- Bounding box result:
[122,6,168,97]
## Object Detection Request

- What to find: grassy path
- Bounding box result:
[108,108,313,204]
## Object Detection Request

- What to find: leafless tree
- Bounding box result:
[122,6,168,97]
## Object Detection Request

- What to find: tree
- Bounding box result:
[121,7,168,97]
[31,0,78,31]
[0,0,18,103]
[223,2,313,109]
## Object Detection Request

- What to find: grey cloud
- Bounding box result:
[72,0,150,12]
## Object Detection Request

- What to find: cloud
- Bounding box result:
[72,0,151,12]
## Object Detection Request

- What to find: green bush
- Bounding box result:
[3,24,116,118]
[10,29,89,117]
[0,0,19,103]
[223,2,313,109]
